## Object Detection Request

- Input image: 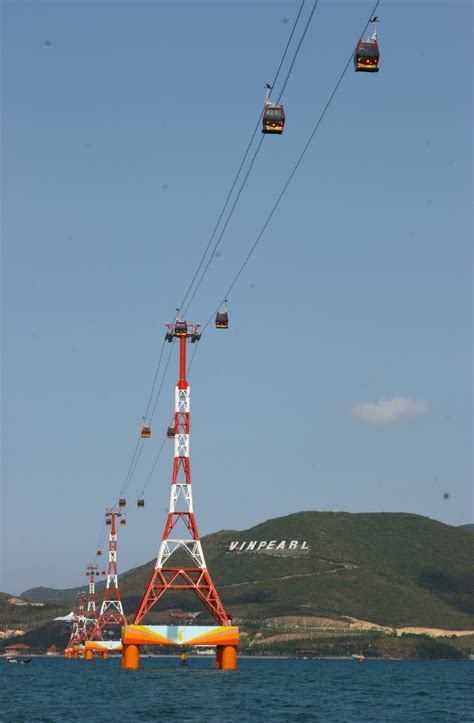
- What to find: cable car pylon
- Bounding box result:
[85,563,98,635]
[90,509,127,647]
[122,320,237,670]
[133,319,229,625]
[65,593,87,657]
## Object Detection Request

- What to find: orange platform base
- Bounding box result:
[121,625,239,671]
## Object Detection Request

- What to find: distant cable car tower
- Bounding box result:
[133,319,229,625]
[85,563,98,636]
[90,509,127,639]
[68,593,88,647]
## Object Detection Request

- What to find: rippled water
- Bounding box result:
[1,657,473,721]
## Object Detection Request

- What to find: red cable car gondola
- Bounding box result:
[175,319,187,337]
[141,424,151,439]
[262,83,285,135]
[354,17,380,72]
[215,300,229,329]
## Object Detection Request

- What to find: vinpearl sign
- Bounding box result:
[228,540,309,553]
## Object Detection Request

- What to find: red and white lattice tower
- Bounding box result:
[91,510,127,639]
[134,320,229,625]
[85,563,98,636]
[68,593,88,646]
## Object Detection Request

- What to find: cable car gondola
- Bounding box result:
[96,550,102,556]
[120,518,126,526]
[262,83,285,134]
[137,497,145,508]
[215,300,229,329]
[119,497,126,508]
[167,425,175,439]
[101,570,106,576]
[354,17,380,72]
[175,319,187,337]
[141,424,151,439]
[106,517,112,525]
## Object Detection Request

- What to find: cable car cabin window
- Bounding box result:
[175,321,187,336]
[264,107,284,122]
[358,42,379,58]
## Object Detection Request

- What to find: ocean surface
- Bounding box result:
[1,657,473,721]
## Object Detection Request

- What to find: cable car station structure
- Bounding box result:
[121,320,238,671]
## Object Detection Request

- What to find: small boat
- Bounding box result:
[352,653,366,663]
[5,656,33,664]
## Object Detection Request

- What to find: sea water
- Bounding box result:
[1,657,472,721]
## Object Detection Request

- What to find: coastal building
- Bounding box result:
[4,643,31,655]
[46,644,59,656]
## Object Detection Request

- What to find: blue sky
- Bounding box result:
[1,0,472,594]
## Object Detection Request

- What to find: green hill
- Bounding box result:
[19,512,474,630]
[0,592,67,633]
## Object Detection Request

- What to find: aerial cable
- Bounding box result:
[95,521,106,555]
[142,337,167,422]
[178,0,307,314]
[141,436,167,495]
[275,0,320,104]
[120,436,143,496]
[182,135,265,314]
[122,441,145,494]
[119,344,174,498]
[182,0,321,314]
[149,341,175,424]
[202,0,381,331]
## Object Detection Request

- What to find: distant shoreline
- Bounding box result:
[7,653,471,662]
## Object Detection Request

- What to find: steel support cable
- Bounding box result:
[117,322,167,502]
[202,1,381,332]
[120,435,142,494]
[115,335,174,503]
[143,337,167,422]
[141,437,167,494]
[182,135,265,314]
[149,341,175,424]
[120,344,173,497]
[96,521,106,555]
[275,0,320,104]
[178,0,307,314]
[117,343,174,506]
[122,441,145,493]
[182,0,321,315]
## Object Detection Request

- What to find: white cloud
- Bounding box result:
[352,397,430,427]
